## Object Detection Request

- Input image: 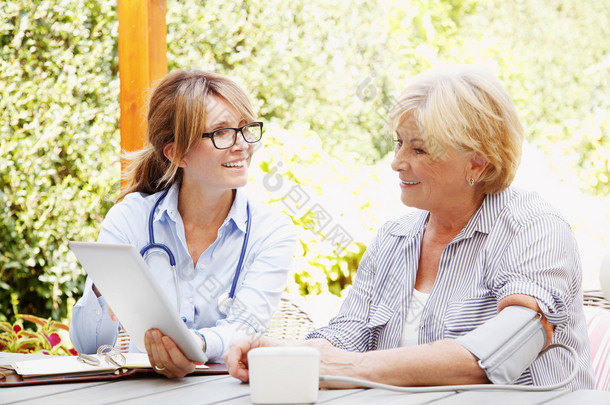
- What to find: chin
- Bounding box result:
[400,195,423,210]
[231,176,249,189]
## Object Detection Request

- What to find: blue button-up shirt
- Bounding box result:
[70,184,296,362]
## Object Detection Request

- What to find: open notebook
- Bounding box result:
[1,352,226,387]
[11,353,190,378]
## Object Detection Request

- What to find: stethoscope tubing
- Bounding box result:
[141,189,176,266]
[230,203,251,299]
[139,188,250,315]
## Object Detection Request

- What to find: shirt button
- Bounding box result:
[96,310,101,315]
[420,322,425,328]
[189,298,193,303]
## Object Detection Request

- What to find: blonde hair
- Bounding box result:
[118,69,256,201]
[389,66,524,194]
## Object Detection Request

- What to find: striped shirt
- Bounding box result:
[307,187,595,390]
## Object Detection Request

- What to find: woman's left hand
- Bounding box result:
[144,329,205,378]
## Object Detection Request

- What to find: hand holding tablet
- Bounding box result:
[69,241,207,363]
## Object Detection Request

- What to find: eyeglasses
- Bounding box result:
[201,121,263,149]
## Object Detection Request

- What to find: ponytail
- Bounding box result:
[117,145,174,202]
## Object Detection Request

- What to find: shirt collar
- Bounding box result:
[388,209,429,238]
[457,186,513,239]
[387,187,514,240]
[225,188,249,233]
[153,183,180,223]
[153,185,249,233]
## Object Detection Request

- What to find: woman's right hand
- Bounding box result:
[144,329,205,378]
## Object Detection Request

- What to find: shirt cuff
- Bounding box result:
[497,281,568,325]
[199,329,225,362]
[306,327,353,351]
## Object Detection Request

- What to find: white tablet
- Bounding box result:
[69,241,207,362]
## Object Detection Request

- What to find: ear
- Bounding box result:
[468,151,489,181]
[163,142,186,168]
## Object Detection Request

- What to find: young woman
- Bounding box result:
[70,70,296,378]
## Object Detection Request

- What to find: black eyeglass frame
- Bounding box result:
[201,121,264,150]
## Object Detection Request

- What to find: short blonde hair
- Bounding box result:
[389,66,524,194]
[119,69,256,201]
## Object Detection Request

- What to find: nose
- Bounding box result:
[391,146,409,173]
[231,129,249,150]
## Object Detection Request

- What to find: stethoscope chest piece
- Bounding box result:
[217,292,233,315]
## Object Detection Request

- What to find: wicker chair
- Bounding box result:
[583,289,610,311]
[264,294,316,340]
[114,330,131,353]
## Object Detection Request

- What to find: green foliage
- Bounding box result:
[166,0,477,162]
[2,0,608,320]
[0,0,120,321]
[449,0,610,195]
[249,126,399,297]
[0,313,76,355]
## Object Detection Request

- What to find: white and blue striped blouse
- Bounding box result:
[307,187,595,390]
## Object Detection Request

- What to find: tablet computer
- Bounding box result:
[69,241,207,362]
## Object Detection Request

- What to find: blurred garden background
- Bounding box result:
[1,0,609,336]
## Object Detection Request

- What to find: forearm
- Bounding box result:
[362,340,487,386]
[314,339,488,387]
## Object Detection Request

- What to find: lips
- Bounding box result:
[400,180,420,185]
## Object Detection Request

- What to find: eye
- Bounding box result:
[413,148,426,154]
[213,128,234,139]
[393,139,403,148]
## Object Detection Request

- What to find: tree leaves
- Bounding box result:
[1,0,119,321]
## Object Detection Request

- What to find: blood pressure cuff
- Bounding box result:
[455,305,546,384]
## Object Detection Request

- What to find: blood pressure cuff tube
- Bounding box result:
[455,305,547,385]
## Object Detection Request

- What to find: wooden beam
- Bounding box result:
[118,0,167,182]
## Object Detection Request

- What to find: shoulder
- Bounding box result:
[100,191,162,239]
[246,197,297,241]
[381,209,427,238]
[104,191,156,222]
[359,209,426,256]
[500,187,570,229]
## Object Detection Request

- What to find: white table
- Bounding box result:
[2,354,609,405]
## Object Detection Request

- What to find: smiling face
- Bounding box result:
[165,95,254,195]
[390,114,478,214]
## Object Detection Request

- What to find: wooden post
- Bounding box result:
[118,0,167,185]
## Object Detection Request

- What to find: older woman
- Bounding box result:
[225,66,595,390]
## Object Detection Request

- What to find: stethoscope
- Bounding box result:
[139,189,251,316]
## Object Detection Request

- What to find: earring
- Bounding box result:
[468,177,475,186]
